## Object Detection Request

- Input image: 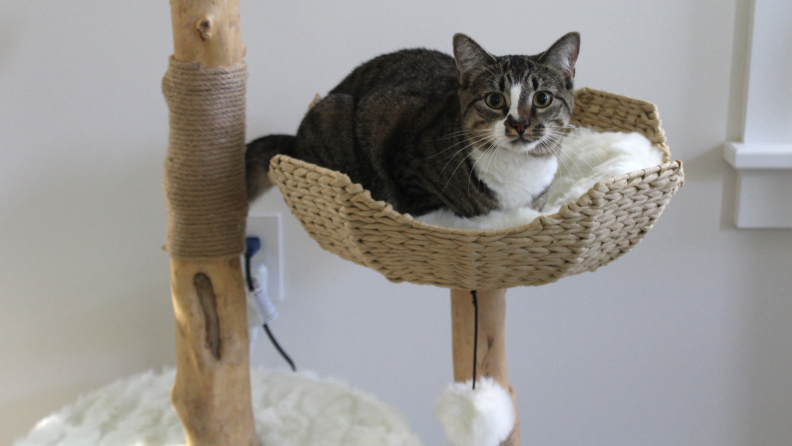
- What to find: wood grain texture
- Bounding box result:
[451,289,519,446]
[171,259,257,446]
[166,1,257,445]
[170,0,245,68]
[193,273,221,359]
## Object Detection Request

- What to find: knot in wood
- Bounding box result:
[197,17,213,41]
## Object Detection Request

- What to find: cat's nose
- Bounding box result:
[507,116,530,135]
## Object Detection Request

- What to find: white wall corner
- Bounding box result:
[724,143,792,228]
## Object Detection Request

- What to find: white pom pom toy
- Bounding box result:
[435,377,516,446]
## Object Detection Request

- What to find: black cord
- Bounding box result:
[244,251,255,292]
[471,289,478,391]
[244,252,297,372]
[263,324,296,372]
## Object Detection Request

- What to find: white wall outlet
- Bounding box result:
[246,213,284,301]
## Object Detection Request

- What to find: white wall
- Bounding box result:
[743,0,792,144]
[2,1,791,445]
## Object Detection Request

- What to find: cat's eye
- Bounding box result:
[485,93,505,109]
[533,91,553,108]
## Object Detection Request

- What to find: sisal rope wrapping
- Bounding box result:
[162,58,249,260]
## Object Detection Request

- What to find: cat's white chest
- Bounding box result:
[470,149,558,210]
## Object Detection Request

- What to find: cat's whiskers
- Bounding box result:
[435,136,491,185]
[427,128,490,142]
[544,130,603,174]
[467,139,500,196]
[441,135,498,193]
[541,133,579,172]
[477,141,498,190]
[551,145,581,179]
[545,134,593,177]
[478,139,503,195]
[538,134,583,178]
[436,133,496,179]
[545,126,606,166]
[425,130,493,161]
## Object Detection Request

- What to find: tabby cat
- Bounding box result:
[246,32,580,218]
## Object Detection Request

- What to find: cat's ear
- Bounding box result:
[538,32,580,80]
[453,34,495,85]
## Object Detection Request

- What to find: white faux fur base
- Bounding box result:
[435,378,515,446]
[15,368,423,446]
[417,128,664,229]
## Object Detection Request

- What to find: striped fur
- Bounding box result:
[246,33,580,217]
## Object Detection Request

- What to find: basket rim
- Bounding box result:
[274,155,682,237]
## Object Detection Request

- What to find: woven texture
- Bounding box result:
[162,58,249,260]
[269,88,684,290]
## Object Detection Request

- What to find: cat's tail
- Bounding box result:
[245,134,297,201]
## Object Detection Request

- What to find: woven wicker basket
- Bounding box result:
[269,88,684,290]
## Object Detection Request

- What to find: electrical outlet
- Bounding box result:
[246,213,283,301]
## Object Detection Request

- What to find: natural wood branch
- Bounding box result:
[170,0,245,68]
[171,260,258,446]
[167,1,257,445]
[451,289,520,446]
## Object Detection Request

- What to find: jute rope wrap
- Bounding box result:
[269,88,684,290]
[162,58,248,260]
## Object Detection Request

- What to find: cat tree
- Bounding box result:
[162,1,684,445]
[268,90,683,444]
[163,0,257,444]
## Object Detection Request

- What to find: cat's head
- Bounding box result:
[453,32,580,156]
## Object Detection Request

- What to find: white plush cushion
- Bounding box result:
[418,127,664,229]
[15,368,423,446]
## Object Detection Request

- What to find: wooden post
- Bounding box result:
[451,289,520,446]
[166,1,258,445]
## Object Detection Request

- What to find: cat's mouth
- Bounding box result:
[506,135,542,152]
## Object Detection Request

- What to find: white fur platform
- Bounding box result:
[14,368,423,446]
[418,127,664,229]
[435,378,515,446]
